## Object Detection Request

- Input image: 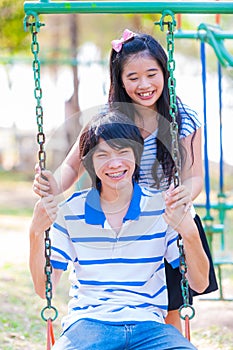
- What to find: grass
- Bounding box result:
[0,263,70,350]
[0,170,34,217]
[0,207,33,216]
[192,326,233,350]
[0,264,45,350]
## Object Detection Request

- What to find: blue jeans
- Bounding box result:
[52,320,197,350]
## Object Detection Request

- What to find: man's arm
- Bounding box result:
[29,196,62,298]
[163,202,209,293]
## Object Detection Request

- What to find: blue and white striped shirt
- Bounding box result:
[139,103,201,188]
[50,183,180,332]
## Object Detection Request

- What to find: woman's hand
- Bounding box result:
[33,164,60,197]
[163,198,193,235]
[31,195,58,234]
[164,183,192,212]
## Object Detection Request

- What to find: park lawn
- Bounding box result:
[1,261,233,350]
[0,262,69,350]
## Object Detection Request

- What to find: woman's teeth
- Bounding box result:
[139,92,153,97]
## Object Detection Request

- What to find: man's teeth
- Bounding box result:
[108,171,125,178]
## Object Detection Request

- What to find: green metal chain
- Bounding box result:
[155,11,195,322]
[26,14,58,323]
[156,10,181,184]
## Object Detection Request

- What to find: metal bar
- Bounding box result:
[195,203,233,210]
[24,1,233,15]
[175,31,233,40]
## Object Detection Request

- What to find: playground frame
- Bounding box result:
[24,1,233,15]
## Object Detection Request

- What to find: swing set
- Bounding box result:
[174,11,233,301]
[23,1,233,348]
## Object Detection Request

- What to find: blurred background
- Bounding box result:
[0,1,233,349]
[0,0,233,173]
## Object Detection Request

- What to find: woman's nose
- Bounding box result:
[138,77,151,89]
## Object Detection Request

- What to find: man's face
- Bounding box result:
[92,138,136,194]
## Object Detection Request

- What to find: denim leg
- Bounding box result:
[52,320,127,350]
[129,322,197,350]
[52,320,197,350]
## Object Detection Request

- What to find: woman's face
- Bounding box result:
[121,54,164,111]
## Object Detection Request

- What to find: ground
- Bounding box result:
[0,180,233,349]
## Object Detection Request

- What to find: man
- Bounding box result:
[29,110,209,349]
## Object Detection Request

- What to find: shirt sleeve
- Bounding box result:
[50,207,77,271]
[179,103,202,139]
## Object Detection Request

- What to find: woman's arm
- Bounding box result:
[33,139,85,197]
[29,196,62,298]
[55,138,85,192]
[181,127,203,200]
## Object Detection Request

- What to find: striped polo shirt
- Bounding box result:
[139,103,201,188]
[50,183,180,332]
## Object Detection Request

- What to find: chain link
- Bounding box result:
[155,11,194,324]
[27,16,58,323]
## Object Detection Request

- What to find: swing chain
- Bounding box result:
[155,11,181,183]
[28,18,46,170]
[177,236,195,321]
[155,12,194,323]
[28,16,58,323]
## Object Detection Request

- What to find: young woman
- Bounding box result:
[33,29,218,331]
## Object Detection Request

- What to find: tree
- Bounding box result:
[65,13,82,148]
[0,0,29,53]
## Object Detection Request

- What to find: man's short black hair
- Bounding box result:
[79,109,144,188]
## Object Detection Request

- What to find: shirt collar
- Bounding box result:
[85,182,142,227]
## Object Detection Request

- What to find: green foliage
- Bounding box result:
[0,170,34,216]
[0,170,33,182]
[0,0,29,53]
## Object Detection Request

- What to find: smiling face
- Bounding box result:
[92,138,136,196]
[121,53,164,110]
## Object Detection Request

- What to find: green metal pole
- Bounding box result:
[175,31,233,40]
[24,1,233,15]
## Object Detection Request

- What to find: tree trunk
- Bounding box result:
[65,13,81,151]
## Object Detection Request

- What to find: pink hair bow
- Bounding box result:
[111,29,135,53]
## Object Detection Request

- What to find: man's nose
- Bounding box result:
[108,156,122,167]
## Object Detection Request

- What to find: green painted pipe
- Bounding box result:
[24,1,233,15]
[175,31,233,40]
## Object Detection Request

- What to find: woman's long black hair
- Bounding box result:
[108,32,196,188]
